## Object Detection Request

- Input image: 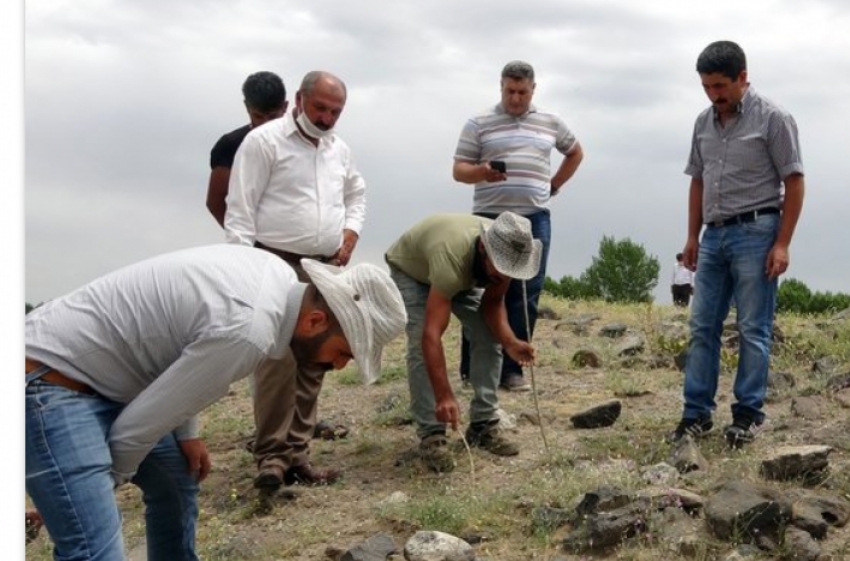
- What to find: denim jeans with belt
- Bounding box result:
[26,367,200,561]
[683,213,780,424]
[390,267,502,439]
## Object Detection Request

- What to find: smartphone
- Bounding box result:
[489,160,506,173]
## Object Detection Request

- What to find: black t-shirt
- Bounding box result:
[209,124,251,169]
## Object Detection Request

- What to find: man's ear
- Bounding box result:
[296,309,331,337]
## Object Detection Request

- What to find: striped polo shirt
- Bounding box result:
[454,103,578,215]
[685,86,804,224]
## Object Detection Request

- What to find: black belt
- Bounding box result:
[707,207,779,228]
[253,241,333,264]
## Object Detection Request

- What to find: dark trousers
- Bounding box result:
[672,284,692,307]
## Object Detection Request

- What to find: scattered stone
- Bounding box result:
[657,321,688,342]
[570,399,621,429]
[704,481,792,542]
[574,486,634,519]
[790,493,850,537]
[563,499,651,551]
[615,336,645,357]
[722,544,762,560]
[813,356,840,375]
[537,305,561,320]
[599,323,628,338]
[339,532,398,561]
[826,372,850,392]
[647,353,672,369]
[782,526,820,561]
[377,491,409,508]
[377,392,404,413]
[648,507,700,553]
[494,407,517,430]
[571,348,601,368]
[641,462,680,486]
[403,531,474,561]
[760,445,833,482]
[767,370,796,391]
[555,313,600,334]
[636,487,705,514]
[791,396,828,420]
[669,434,708,473]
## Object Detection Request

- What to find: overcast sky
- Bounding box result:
[21,0,850,305]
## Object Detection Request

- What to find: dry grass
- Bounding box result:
[25,296,850,560]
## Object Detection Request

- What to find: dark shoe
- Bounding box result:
[26,510,43,544]
[419,433,456,473]
[667,416,714,443]
[465,421,519,456]
[724,417,760,449]
[314,420,350,441]
[253,464,286,490]
[284,462,342,486]
[499,374,531,392]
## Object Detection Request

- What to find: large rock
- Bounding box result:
[790,492,850,538]
[669,434,708,473]
[340,533,398,561]
[570,400,621,429]
[571,348,602,368]
[704,481,792,542]
[599,323,628,338]
[615,336,645,357]
[562,499,651,551]
[782,527,821,561]
[759,445,833,482]
[403,531,474,561]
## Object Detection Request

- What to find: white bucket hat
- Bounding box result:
[480,211,542,280]
[300,259,407,384]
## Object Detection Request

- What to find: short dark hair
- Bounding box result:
[242,71,287,113]
[696,41,747,80]
[676,253,684,261]
[501,60,535,82]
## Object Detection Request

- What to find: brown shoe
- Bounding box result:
[253,464,286,490]
[284,462,342,486]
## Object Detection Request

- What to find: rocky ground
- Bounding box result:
[25,298,850,560]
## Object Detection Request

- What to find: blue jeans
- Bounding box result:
[461,209,552,382]
[25,369,200,561]
[682,213,780,425]
[390,267,502,439]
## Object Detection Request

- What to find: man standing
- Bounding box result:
[25,244,406,560]
[670,40,805,448]
[453,60,584,391]
[224,70,367,489]
[385,212,539,472]
[206,71,288,226]
[671,252,695,307]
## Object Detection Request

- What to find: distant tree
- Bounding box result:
[26,302,35,314]
[776,278,850,315]
[581,236,660,303]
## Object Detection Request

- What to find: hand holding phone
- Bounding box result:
[489,160,506,173]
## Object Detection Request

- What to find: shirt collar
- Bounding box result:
[495,102,537,119]
[712,84,752,119]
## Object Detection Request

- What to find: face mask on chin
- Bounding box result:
[296,109,334,139]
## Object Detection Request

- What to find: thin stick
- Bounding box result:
[458,429,476,495]
[523,279,550,455]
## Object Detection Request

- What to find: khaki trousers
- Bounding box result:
[252,354,325,471]
[251,253,326,471]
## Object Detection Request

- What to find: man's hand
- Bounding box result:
[504,340,535,367]
[434,395,460,432]
[682,238,699,271]
[333,229,360,267]
[179,438,211,483]
[482,162,507,183]
[766,242,790,279]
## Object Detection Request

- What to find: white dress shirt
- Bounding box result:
[26,244,306,483]
[672,263,695,286]
[224,110,367,257]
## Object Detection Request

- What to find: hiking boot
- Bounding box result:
[465,421,519,456]
[253,464,286,490]
[419,433,456,473]
[724,417,760,449]
[667,416,714,443]
[284,462,342,486]
[499,374,531,392]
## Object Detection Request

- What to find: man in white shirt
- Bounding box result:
[224,70,368,489]
[671,252,695,307]
[25,244,406,561]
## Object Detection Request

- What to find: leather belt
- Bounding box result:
[25,358,97,395]
[707,207,780,228]
[253,241,333,265]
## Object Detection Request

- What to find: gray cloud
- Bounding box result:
[24,0,850,305]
